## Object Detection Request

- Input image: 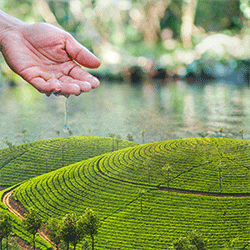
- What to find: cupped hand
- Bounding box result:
[0,22,101,96]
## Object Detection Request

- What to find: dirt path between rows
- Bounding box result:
[2,189,55,250]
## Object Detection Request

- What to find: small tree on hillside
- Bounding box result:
[239,129,245,139]
[219,127,224,137]
[188,230,208,250]
[0,211,12,250]
[115,134,122,150]
[197,132,209,138]
[172,231,208,250]
[140,130,145,144]
[81,208,100,250]
[46,217,62,250]
[108,133,116,151]
[60,213,84,250]
[162,163,172,189]
[126,133,134,142]
[1,137,14,152]
[23,208,42,250]
[172,236,190,250]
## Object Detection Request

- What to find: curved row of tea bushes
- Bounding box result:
[13,138,250,249]
[0,136,138,187]
[97,138,250,193]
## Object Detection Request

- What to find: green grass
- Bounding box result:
[0,136,138,187]
[11,138,250,249]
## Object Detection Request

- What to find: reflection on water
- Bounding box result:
[0,79,249,149]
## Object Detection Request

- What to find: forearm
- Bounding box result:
[0,10,27,49]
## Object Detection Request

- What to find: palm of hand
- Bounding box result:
[1,23,100,96]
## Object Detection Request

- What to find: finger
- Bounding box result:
[66,35,101,69]
[58,76,92,94]
[57,82,81,96]
[30,77,62,95]
[68,65,100,89]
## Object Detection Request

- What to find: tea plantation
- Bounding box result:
[0,136,138,187]
[8,138,250,249]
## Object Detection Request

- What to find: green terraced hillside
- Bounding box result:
[12,138,250,249]
[0,136,138,187]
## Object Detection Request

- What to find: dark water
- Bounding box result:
[0,79,249,149]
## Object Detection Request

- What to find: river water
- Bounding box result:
[0,79,249,149]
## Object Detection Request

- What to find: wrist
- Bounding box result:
[0,10,27,49]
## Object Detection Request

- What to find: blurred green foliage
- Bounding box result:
[0,0,249,82]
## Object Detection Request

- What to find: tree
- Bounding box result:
[172,230,208,250]
[188,230,207,250]
[108,133,116,151]
[46,217,62,250]
[60,213,84,250]
[162,163,172,189]
[126,133,134,142]
[0,211,12,250]
[21,129,27,143]
[197,132,209,138]
[239,129,245,139]
[81,208,100,250]
[219,127,224,137]
[115,134,122,150]
[172,236,190,250]
[140,130,145,144]
[1,137,14,152]
[23,208,42,250]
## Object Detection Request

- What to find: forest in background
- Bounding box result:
[0,0,249,83]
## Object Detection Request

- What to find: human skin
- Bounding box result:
[0,10,101,96]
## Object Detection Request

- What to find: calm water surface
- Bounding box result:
[0,79,249,149]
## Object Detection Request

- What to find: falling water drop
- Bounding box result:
[63,124,70,133]
[63,97,70,133]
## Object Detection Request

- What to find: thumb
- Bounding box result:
[65,35,101,69]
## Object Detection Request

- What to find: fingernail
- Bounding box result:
[76,91,82,96]
[83,81,92,92]
[92,78,100,88]
[55,83,62,92]
[72,84,81,95]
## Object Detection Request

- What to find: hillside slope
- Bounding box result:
[12,138,250,249]
[0,136,138,187]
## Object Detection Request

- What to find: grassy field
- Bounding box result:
[0,136,138,187]
[11,137,250,249]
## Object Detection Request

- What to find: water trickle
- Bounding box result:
[63,97,70,133]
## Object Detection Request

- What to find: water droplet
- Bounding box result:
[63,124,70,133]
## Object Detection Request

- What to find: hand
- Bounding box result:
[0,22,101,96]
